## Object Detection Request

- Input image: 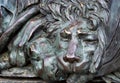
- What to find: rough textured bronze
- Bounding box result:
[0,0,120,83]
[0,77,47,83]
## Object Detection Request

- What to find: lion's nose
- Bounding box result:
[63,35,80,63]
[63,54,80,63]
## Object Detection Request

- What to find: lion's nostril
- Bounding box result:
[63,55,80,63]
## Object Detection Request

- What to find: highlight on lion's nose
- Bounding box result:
[63,54,80,63]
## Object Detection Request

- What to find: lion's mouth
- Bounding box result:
[57,55,90,73]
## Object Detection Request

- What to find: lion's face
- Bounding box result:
[57,20,98,73]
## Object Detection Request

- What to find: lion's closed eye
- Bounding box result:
[60,29,71,41]
[83,35,98,44]
[78,33,98,42]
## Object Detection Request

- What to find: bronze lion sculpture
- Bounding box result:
[0,0,120,83]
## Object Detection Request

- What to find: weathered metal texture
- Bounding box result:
[97,0,120,76]
[0,0,120,83]
[0,77,47,83]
